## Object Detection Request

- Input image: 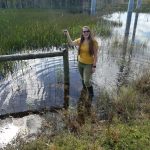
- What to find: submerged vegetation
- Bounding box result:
[4,70,150,150]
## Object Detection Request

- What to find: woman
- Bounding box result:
[64,26,99,98]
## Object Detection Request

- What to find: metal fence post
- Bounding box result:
[124,0,134,37]
[63,48,69,85]
[90,0,96,15]
[63,47,70,109]
[132,0,142,43]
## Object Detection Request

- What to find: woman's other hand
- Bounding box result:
[92,67,96,73]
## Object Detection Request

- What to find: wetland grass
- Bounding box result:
[0,9,112,77]
[0,9,112,55]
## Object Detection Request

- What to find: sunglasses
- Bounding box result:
[83,30,90,33]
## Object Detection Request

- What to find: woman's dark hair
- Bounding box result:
[78,27,94,56]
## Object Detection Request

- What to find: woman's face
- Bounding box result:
[82,27,90,39]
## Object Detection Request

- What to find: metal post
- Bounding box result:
[63,47,70,109]
[118,0,135,92]
[90,0,96,15]
[131,0,142,43]
[124,0,134,37]
[63,48,70,85]
[136,0,142,9]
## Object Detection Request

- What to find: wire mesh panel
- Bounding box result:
[0,51,67,116]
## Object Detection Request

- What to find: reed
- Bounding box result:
[0,9,112,55]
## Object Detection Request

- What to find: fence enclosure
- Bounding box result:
[0,48,70,119]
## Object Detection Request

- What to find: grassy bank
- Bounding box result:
[4,70,150,150]
[0,9,112,54]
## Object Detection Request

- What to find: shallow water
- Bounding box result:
[0,114,43,148]
[103,12,150,44]
[0,12,150,115]
[95,12,150,90]
[0,11,150,148]
[0,49,82,115]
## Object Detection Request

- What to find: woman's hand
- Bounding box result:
[63,29,69,36]
[63,29,75,46]
[92,67,96,73]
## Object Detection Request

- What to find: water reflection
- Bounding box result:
[0,49,81,117]
[117,35,131,90]
[132,10,139,43]
[103,12,150,45]
[0,12,150,117]
[94,12,150,91]
[0,114,43,148]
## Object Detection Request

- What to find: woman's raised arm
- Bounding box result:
[63,29,78,46]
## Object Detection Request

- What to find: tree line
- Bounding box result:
[0,0,86,10]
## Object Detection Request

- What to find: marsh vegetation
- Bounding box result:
[0,9,113,55]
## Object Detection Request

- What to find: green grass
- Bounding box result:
[5,118,150,150]
[103,120,150,150]
[0,9,112,54]
[0,8,112,77]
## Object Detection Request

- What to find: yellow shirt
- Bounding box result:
[74,38,98,64]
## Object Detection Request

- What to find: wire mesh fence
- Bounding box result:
[0,49,70,117]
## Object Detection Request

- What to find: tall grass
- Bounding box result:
[96,70,150,122]
[0,9,112,54]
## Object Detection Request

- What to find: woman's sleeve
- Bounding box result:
[73,38,80,46]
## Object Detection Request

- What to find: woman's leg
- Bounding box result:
[83,64,92,87]
[83,64,94,97]
[78,62,85,88]
[78,62,94,97]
